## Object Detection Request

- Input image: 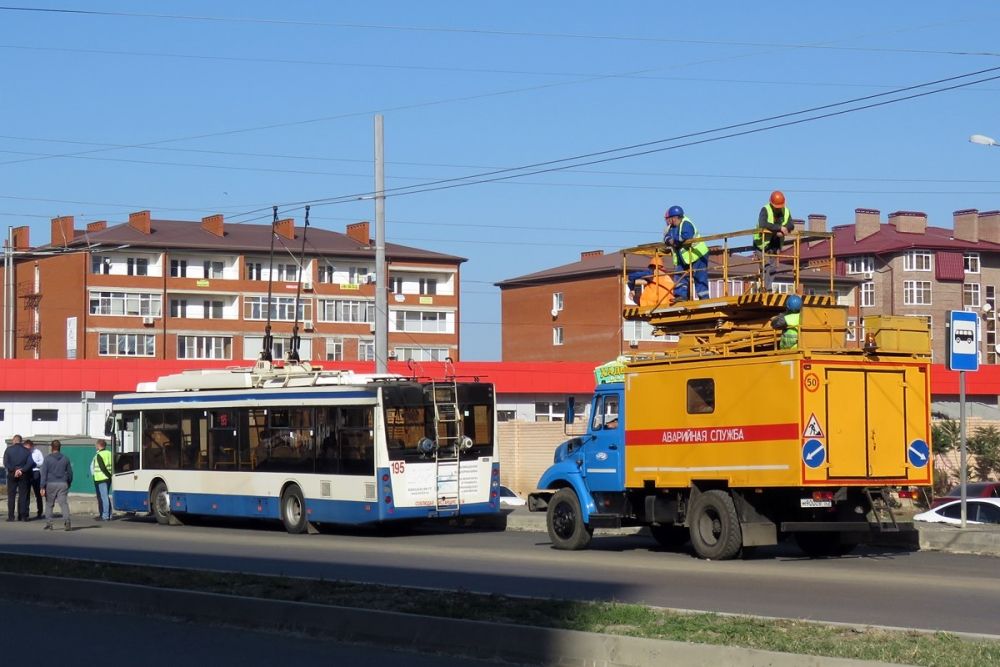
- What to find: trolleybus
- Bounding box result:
[107,362,503,533]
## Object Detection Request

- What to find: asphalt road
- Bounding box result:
[2,515,997,637]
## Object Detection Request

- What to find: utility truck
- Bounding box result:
[528,229,932,559]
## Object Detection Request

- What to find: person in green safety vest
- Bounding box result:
[770,294,802,349]
[91,439,113,521]
[755,190,794,290]
[663,205,710,300]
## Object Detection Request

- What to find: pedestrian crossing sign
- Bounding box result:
[803,413,824,438]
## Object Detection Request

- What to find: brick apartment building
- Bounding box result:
[498,208,1000,364]
[496,233,861,362]
[0,211,465,362]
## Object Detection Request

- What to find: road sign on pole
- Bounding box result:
[948,310,979,372]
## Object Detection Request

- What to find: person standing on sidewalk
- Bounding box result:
[26,439,45,519]
[3,435,34,522]
[41,440,73,531]
[91,439,113,521]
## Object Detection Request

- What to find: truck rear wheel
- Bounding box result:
[547,488,593,550]
[689,490,742,560]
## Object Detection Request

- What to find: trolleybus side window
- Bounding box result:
[113,411,140,472]
[316,406,374,476]
[249,407,317,473]
[686,379,715,414]
[209,409,239,469]
[142,410,206,471]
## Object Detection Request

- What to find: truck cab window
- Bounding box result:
[687,379,714,414]
[591,395,620,430]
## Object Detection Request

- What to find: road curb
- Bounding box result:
[0,572,898,667]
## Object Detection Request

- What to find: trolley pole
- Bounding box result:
[374,114,388,374]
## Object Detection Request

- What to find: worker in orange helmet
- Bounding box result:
[755,190,794,290]
[635,255,675,309]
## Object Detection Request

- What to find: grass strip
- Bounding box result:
[0,553,995,667]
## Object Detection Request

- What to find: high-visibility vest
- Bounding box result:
[780,312,800,349]
[668,217,709,266]
[755,204,792,250]
[92,449,113,482]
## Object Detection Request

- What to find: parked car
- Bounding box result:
[914,498,1000,525]
[498,485,526,509]
[930,481,1000,508]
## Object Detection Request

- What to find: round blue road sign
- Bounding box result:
[908,439,930,468]
[802,438,826,469]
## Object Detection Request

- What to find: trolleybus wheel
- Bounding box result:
[281,485,309,534]
[688,490,742,560]
[794,532,857,558]
[546,488,593,550]
[649,524,688,550]
[150,481,170,526]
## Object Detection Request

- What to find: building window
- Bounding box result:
[553,326,564,346]
[177,335,232,360]
[771,282,794,294]
[246,262,263,280]
[534,401,566,422]
[203,260,225,279]
[964,252,981,274]
[320,299,374,323]
[170,260,188,277]
[419,278,437,296]
[204,300,224,319]
[127,257,149,276]
[89,292,162,317]
[859,282,875,308]
[497,410,517,422]
[0,408,4,421]
[846,317,858,342]
[358,338,375,361]
[393,311,451,333]
[98,333,155,357]
[987,286,997,364]
[847,256,874,275]
[274,263,299,282]
[91,255,111,275]
[244,296,310,321]
[169,299,188,318]
[903,280,932,305]
[903,250,932,272]
[709,279,746,298]
[388,276,403,293]
[325,337,344,361]
[552,292,564,312]
[318,264,335,284]
[348,266,372,285]
[394,346,449,362]
[32,409,58,422]
[964,283,981,309]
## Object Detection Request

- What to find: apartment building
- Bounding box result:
[799,208,1000,364]
[1,211,465,362]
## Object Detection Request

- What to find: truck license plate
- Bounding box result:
[800,498,832,508]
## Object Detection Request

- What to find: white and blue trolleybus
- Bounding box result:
[107,361,503,532]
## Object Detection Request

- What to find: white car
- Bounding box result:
[498,485,526,509]
[913,498,1000,525]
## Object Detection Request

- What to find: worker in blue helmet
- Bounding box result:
[770,294,802,349]
[663,205,709,300]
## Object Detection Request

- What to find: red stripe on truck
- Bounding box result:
[626,423,800,446]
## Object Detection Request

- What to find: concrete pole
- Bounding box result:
[374,113,388,373]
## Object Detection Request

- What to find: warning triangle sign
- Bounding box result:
[803,413,824,438]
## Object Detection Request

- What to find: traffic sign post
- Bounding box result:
[948,310,980,528]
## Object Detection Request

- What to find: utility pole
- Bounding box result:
[374,113,388,373]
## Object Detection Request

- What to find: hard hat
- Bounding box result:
[648,256,664,269]
[785,295,802,313]
[665,205,684,219]
[769,190,786,207]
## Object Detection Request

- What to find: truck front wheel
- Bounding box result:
[689,490,742,560]
[547,488,593,550]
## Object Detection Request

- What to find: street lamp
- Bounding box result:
[970,134,998,147]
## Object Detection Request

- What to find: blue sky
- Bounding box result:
[3,3,1000,359]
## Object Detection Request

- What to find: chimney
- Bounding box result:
[274,218,295,241]
[50,215,75,247]
[346,221,370,245]
[12,226,29,250]
[86,220,107,233]
[854,208,881,241]
[580,250,604,260]
[791,218,805,234]
[980,210,1000,244]
[807,214,827,247]
[201,214,224,238]
[888,210,927,234]
[953,209,979,243]
[128,210,152,235]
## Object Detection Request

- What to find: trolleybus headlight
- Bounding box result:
[417,437,437,455]
[459,435,474,452]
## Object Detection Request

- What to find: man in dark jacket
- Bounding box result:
[41,439,74,531]
[3,434,35,521]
